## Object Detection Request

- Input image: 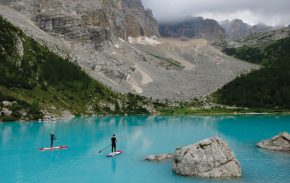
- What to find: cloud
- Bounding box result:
[142,0,290,26]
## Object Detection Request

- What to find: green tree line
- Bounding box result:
[217,37,290,108]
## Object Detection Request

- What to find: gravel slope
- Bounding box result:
[0,5,259,101]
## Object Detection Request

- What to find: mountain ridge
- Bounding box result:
[1,0,159,40]
[159,17,226,41]
[0,1,258,102]
[220,19,281,40]
[0,15,158,121]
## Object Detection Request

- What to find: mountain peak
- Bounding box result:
[220,19,276,40]
[1,0,159,41]
[231,19,246,24]
[159,17,226,40]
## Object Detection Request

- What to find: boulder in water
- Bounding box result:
[145,154,172,161]
[257,132,290,152]
[172,137,241,178]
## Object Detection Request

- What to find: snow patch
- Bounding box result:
[128,36,162,46]
[119,37,125,43]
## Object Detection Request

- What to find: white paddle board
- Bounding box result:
[39,146,68,151]
[107,150,123,157]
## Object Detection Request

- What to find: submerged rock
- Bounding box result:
[172,137,241,178]
[145,154,172,161]
[257,132,290,152]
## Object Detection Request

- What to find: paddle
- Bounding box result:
[98,144,111,153]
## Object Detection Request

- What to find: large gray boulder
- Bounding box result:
[257,132,290,152]
[172,137,241,178]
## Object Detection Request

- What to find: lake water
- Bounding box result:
[1,115,290,183]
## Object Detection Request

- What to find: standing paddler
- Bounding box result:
[50,132,56,148]
[111,134,117,153]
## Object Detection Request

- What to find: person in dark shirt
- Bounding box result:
[111,134,117,153]
[50,132,56,148]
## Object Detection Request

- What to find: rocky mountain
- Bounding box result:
[0,0,158,44]
[220,19,274,40]
[220,19,250,40]
[250,23,272,33]
[0,16,158,121]
[223,26,290,48]
[159,17,226,41]
[0,1,257,102]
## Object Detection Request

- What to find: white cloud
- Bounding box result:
[142,0,290,26]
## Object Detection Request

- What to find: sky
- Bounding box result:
[142,0,290,26]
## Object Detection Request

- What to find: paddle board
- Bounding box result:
[107,150,123,157]
[39,146,68,151]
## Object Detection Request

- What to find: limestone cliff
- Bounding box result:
[220,19,274,40]
[0,16,155,121]
[159,17,226,41]
[0,0,159,47]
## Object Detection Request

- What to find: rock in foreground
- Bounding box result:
[257,132,290,152]
[173,137,241,178]
[145,154,172,161]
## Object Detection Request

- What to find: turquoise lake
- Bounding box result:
[1,115,290,183]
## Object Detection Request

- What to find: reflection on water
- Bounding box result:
[111,157,117,173]
[1,125,12,145]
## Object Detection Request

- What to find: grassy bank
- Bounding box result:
[158,106,290,116]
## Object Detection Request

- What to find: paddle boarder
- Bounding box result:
[111,134,117,153]
[50,132,56,148]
